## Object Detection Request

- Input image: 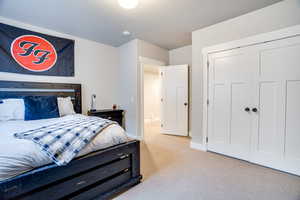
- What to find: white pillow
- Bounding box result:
[0,99,25,121]
[57,97,76,117]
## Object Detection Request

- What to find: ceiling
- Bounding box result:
[0,0,282,50]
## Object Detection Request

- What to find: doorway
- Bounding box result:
[140,57,189,139]
[143,64,161,138]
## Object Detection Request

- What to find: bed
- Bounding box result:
[0,81,142,200]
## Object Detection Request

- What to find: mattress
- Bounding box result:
[0,114,128,181]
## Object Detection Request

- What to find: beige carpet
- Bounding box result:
[115,122,300,200]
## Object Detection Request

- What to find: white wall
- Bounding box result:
[144,70,160,123]
[138,40,169,64]
[192,0,300,144]
[169,45,192,67]
[118,40,139,138]
[0,17,120,114]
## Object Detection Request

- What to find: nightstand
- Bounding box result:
[88,109,124,128]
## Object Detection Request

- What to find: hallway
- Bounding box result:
[116,122,300,200]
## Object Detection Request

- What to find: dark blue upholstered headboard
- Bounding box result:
[0,81,82,113]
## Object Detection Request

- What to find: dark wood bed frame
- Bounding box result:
[0,81,142,200]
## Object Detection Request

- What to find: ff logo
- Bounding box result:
[11,35,57,72]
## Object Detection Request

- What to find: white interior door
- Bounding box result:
[251,36,300,175]
[161,65,188,136]
[208,48,256,161]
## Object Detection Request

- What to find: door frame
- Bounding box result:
[201,25,300,151]
[139,56,166,140]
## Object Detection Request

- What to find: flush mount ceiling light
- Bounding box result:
[122,30,131,36]
[118,0,139,9]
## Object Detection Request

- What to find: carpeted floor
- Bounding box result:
[115,122,300,200]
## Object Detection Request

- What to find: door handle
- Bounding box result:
[184,102,188,106]
[252,108,258,113]
[244,107,250,112]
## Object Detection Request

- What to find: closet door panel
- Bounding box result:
[257,82,282,155]
[285,81,300,162]
[208,49,255,160]
[230,83,252,160]
[252,36,300,175]
[212,84,229,145]
[260,43,300,80]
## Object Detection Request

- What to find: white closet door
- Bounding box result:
[208,48,256,161]
[252,36,300,175]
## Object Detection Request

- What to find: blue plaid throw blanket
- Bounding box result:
[14,116,116,166]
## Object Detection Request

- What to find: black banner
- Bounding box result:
[0,23,74,76]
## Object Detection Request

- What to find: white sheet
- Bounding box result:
[0,114,128,181]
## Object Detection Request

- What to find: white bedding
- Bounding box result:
[0,114,128,181]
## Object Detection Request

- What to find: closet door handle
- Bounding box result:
[252,108,258,113]
[244,107,250,112]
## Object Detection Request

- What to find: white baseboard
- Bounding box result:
[190,141,207,152]
[127,133,143,141]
